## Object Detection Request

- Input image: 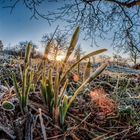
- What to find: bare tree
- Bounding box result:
[113,53,128,66]
[0,40,3,52]
[128,40,140,65]
[113,54,123,64]
[74,44,85,60]
[41,29,67,61]
[1,0,140,53]
[99,55,111,63]
[74,44,85,75]
[130,48,140,65]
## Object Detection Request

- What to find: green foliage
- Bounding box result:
[60,48,107,83]
[83,58,91,81]
[118,106,134,119]
[40,26,107,127]
[40,68,54,113]
[12,43,33,113]
[74,45,84,76]
[44,41,51,59]
[2,101,15,111]
[64,26,80,63]
[60,63,107,125]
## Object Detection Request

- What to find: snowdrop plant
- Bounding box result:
[12,43,34,113]
[40,27,108,126]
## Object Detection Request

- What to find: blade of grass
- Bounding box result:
[12,73,21,100]
[83,58,91,81]
[54,71,59,108]
[63,26,80,63]
[61,49,107,82]
[58,79,69,106]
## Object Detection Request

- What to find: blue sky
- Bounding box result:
[0,2,56,45]
[0,1,118,56]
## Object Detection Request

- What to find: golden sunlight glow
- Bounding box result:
[56,55,65,61]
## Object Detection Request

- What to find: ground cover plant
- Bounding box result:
[0,27,140,140]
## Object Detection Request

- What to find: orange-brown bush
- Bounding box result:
[90,88,116,116]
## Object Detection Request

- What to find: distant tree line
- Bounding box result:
[2,41,38,58]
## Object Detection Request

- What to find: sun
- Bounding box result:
[56,55,64,61]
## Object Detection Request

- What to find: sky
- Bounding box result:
[0,1,56,47]
[0,1,122,57]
